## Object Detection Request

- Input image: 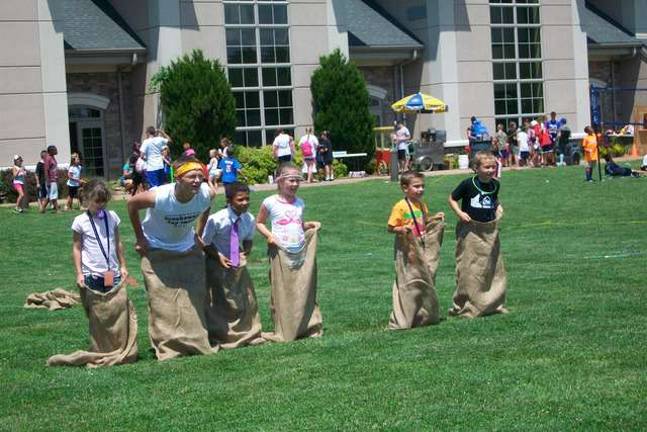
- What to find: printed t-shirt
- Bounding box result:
[495,131,507,150]
[45,155,58,181]
[202,207,255,258]
[140,136,168,171]
[261,194,305,253]
[67,165,82,187]
[72,210,121,277]
[217,157,242,184]
[388,199,429,237]
[517,131,530,152]
[396,127,411,151]
[142,182,213,252]
[546,119,561,141]
[273,134,292,158]
[451,176,499,223]
[582,134,598,161]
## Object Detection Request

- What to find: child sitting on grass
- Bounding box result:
[387,171,444,329]
[448,151,508,318]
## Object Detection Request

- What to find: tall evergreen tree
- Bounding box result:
[310,49,374,162]
[151,49,236,160]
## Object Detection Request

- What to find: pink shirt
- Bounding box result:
[45,155,58,181]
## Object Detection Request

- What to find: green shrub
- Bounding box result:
[310,49,374,167]
[151,50,236,161]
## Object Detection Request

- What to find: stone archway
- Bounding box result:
[67,93,111,177]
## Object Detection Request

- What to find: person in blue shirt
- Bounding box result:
[217,147,242,185]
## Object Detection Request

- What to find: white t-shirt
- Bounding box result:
[396,126,411,150]
[202,207,255,258]
[142,183,213,252]
[140,136,168,171]
[273,133,292,158]
[72,210,121,277]
[261,194,305,253]
[67,165,82,187]
[642,154,647,167]
[517,131,530,152]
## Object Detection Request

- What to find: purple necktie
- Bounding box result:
[230,218,240,267]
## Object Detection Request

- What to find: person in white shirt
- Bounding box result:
[517,123,530,167]
[127,156,217,360]
[139,126,171,187]
[395,122,411,172]
[66,153,83,211]
[272,129,295,164]
[202,182,264,348]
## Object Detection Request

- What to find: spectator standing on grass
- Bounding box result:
[207,148,220,184]
[66,153,83,211]
[44,145,59,213]
[298,127,319,183]
[395,122,411,172]
[582,126,599,182]
[11,155,27,213]
[272,129,295,164]
[319,130,334,181]
[140,127,171,188]
[35,150,49,212]
[517,123,530,167]
[218,146,242,186]
[219,137,232,158]
[494,124,508,167]
[507,121,518,167]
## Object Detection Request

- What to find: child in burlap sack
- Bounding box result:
[202,182,265,348]
[256,163,323,342]
[387,171,445,329]
[448,151,508,318]
[48,180,138,367]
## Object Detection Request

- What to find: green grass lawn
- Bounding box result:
[1,165,646,431]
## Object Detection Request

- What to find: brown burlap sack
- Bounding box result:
[205,254,264,349]
[262,228,323,342]
[388,221,444,329]
[47,282,138,367]
[449,219,508,318]
[24,289,80,311]
[141,247,216,361]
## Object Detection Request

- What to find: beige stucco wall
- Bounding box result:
[0,0,69,167]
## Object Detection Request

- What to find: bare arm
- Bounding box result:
[158,129,172,143]
[127,190,156,256]
[72,231,84,288]
[195,208,210,238]
[256,205,277,245]
[114,227,128,282]
[448,195,471,223]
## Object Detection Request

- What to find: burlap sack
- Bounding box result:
[449,219,508,318]
[205,254,264,349]
[24,289,80,311]
[262,228,323,342]
[388,221,444,329]
[141,247,216,361]
[47,282,138,367]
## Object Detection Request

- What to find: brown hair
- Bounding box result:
[400,170,424,187]
[146,126,156,136]
[472,151,497,169]
[82,179,111,203]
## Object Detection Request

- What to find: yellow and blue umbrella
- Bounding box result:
[391,92,448,113]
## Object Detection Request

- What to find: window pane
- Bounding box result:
[242,47,257,63]
[529,44,541,58]
[227,47,242,64]
[533,98,544,113]
[244,68,258,86]
[236,110,246,126]
[490,7,501,24]
[247,130,263,147]
[503,28,514,42]
[491,28,502,43]
[247,109,261,126]
[279,108,293,124]
[260,29,273,45]
[492,45,503,59]
[265,108,279,125]
[241,29,255,45]
[520,83,531,98]
[494,84,506,99]
[521,99,533,113]
[275,29,289,45]
[495,101,506,115]
[273,5,288,24]
[493,63,504,80]
[504,45,515,59]
[278,90,292,106]
[240,5,254,24]
[259,5,273,24]
[276,67,291,85]
[234,92,245,108]
[264,90,278,107]
[235,130,247,146]
[505,62,516,79]
[506,83,517,98]
[276,46,290,62]
[506,100,517,114]
[263,67,277,86]
[261,47,275,63]
[224,4,239,24]
[246,91,260,108]
[226,29,241,45]
[502,7,513,23]
[518,44,529,58]
[229,68,243,87]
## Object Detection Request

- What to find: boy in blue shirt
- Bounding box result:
[217,147,242,185]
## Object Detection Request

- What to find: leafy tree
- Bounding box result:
[150,49,236,160]
[310,49,374,162]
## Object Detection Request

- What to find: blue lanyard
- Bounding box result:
[87,211,111,269]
